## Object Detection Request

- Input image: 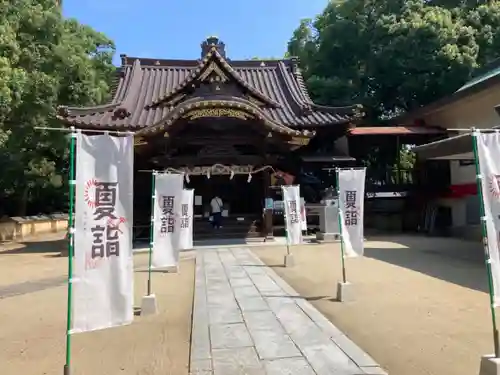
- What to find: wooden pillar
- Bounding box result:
[261,169,274,239]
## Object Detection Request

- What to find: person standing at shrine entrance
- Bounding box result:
[210,195,223,229]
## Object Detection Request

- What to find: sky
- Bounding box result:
[63,0,328,65]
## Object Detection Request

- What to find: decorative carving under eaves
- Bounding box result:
[183,108,251,120]
[197,144,240,157]
[177,165,254,176]
[113,107,130,119]
[288,136,310,146]
[57,106,69,117]
[134,136,147,146]
[198,62,228,83]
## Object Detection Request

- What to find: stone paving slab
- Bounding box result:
[210,323,253,349]
[189,247,388,375]
[264,357,317,375]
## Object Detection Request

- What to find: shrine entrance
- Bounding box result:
[59,37,362,243]
[185,172,263,216]
[132,108,313,240]
[177,164,268,240]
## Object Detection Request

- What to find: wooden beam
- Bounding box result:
[150,154,276,167]
[156,136,262,149]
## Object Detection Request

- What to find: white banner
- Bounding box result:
[178,189,194,250]
[152,173,184,268]
[282,185,303,245]
[73,133,134,333]
[476,132,500,306]
[300,197,307,232]
[338,168,366,257]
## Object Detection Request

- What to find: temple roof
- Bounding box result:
[58,37,363,130]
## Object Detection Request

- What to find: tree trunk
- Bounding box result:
[17,185,29,216]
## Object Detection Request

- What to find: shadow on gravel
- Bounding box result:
[0,238,65,255]
[364,235,488,293]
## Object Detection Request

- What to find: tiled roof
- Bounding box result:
[58,41,362,131]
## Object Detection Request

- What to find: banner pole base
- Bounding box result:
[284,253,295,267]
[336,281,353,302]
[141,294,159,316]
[479,354,500,375]
[63,364,70,375]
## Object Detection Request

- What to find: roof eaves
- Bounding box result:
[276,61,311,115]
[136,97,313,137]
[348,125,446,136]
[456,67,500,92]
[289,58,314,104]
[57,60,141,122]
[112,59,143,119]
[457,57,500,92]
[283,58,364,121]
[57,103,118,119]
[395,71,500,124]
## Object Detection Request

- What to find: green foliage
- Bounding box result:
[397,146,417,170]
[288,0,500,171]
[288,0,500,118]
[0,0,115,216]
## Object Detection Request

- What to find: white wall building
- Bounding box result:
[398,62,500,239]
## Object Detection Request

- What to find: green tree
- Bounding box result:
[289,0,482,118]
[0,0,115,215]
[288,0,500,172]
[464,2,500,65]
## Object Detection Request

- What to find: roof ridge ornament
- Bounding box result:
[120,54,128,66]
[113,59,142,119]
[277,61,311,115]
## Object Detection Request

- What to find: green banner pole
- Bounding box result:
[285,226,290,255]
[336,168,347,283]
[471,129,499,357]
[64,128,76,375]
[147,171,156,296]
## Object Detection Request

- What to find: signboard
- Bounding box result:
[178,189,194,250]
[282,185,302,245]
[152,173,184,268]
[73,133,134,333]
[476,132,500,306]
[338,169,366,257]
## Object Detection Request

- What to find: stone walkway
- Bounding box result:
[190,247,387,375]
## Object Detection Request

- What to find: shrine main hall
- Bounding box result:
[58,37,362,239]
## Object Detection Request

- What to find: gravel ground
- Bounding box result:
[253,236,493,375]
[0,232,68,286]
[0,244,195,375]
